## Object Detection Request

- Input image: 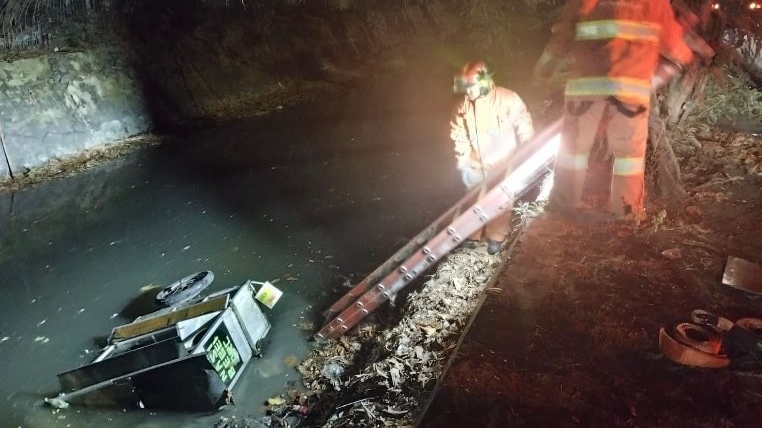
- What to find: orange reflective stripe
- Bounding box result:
[556,152,589,170]
[613,157,645,176]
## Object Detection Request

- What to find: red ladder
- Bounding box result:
[316,119,563,340]
[321,149,514,322]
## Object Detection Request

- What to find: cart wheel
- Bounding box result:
[254,339,269,358]
[155,271,215,308]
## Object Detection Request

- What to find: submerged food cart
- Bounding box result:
[47,273,278,412]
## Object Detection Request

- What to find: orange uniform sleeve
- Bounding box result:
[533,0,586,80]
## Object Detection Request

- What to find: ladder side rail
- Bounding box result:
[317,183,521,339]
[318,223,474,338]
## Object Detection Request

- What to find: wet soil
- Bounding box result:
[419,131,762,428]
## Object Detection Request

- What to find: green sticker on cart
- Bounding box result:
[204,327,242,385]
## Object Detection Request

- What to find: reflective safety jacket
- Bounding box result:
[450,86,534,170]
[536,0,693,106]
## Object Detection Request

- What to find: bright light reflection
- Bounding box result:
[506,133,561,195]
[537,170,555,202]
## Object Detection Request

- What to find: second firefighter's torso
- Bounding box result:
[456,87,522,167]
[566,0,677,105]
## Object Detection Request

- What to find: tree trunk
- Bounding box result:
[647,66,709,212]
[647,103,685,210]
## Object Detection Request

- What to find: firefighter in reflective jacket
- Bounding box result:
[533,0,693,222]
[450,61,534,254]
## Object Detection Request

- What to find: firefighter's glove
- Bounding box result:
[459,166,484,188]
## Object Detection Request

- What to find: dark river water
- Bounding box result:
[0,65,464,427]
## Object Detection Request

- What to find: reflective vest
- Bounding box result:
[449,86,534,169]
[537,0,693,106]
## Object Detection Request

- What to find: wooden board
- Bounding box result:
[111,295,228,341]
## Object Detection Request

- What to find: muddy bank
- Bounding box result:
[419,129,762,428]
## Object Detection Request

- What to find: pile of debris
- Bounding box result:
[297,246,501,427]
[227,244,503,428]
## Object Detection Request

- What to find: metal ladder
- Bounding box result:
[316,119,563,340]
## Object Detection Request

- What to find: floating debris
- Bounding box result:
[44,396,70,409]
[267,396,286,406]
[140,283,158,292]
[294,322,315,331]
[283,355,300,368]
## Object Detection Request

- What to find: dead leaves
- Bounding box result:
[661,248,682,260]
[294,245,502,427]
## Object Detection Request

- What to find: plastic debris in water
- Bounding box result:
[321,361,345,380]
[266,396,285,406]
[140,283,158,292]
[44,396,70,409]
[255,282,283,309]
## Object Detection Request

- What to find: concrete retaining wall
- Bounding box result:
[0,47,151,180]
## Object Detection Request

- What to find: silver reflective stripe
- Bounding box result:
[537,50,555,66]
[556,152,589,170]
[576,20,660,42]
[613,157,645,176]
[566,77,651,102]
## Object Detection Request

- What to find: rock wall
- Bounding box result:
[0,47,151,180]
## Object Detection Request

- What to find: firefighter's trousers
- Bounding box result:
[467,176,512,242]
[551,98,649,220]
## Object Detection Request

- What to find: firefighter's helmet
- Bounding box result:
[453,61,493,96]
